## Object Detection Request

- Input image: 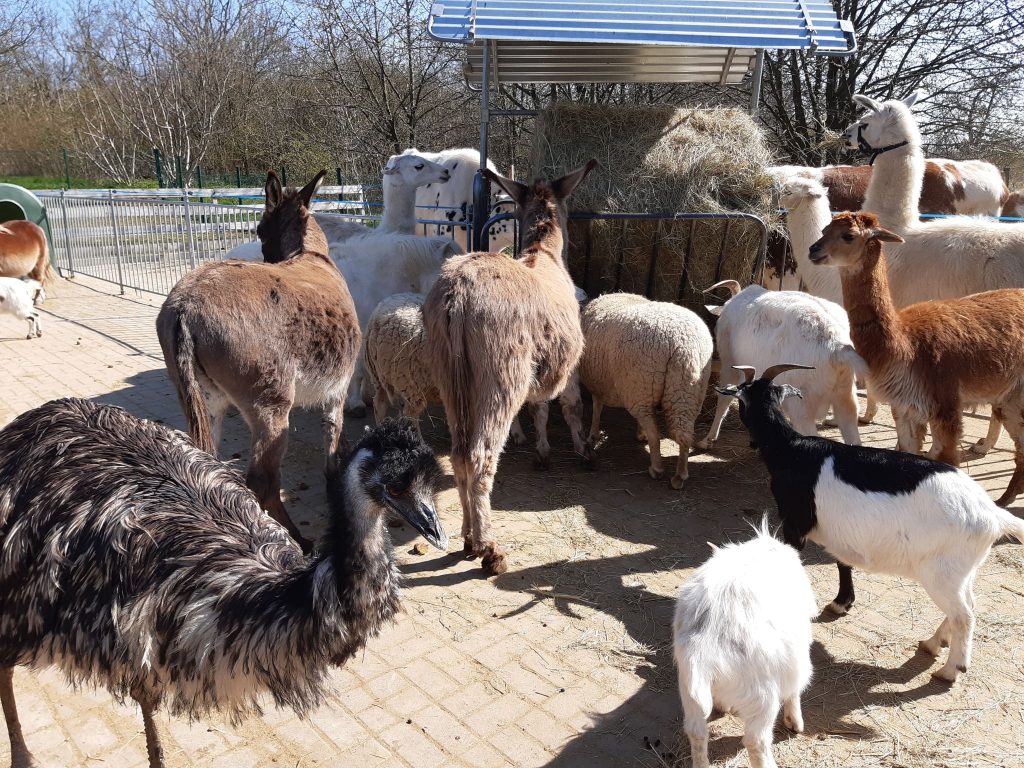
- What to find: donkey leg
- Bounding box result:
[530,401,551,470]
[248,411,312,552]
[469,444,506,574]
[449,452,476,552]
[344,363,368,418]
[322,398,347,463]
[558,372,593,463]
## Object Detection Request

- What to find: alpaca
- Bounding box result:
[423,161,598,575]
[0,221,54,284]
[809,211,1024,506]
[157,171,361,550]
[0,400,445,768]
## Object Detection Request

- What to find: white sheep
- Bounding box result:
[700,280,865,447]
[0,277,44,339]
[674,519,816,768]
[580,292,713,489]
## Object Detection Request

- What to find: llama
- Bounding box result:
[0,220,54,284]
[719,365,1024,682]
[0,400,445,768]
[423,161,598,575]
[809,211,1024,505]
[157,171,361,551]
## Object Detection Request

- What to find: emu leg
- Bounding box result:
[131,690,165,768]
[828,563,856,615]
[1,667,37,768]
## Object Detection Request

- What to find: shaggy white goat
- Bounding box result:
[700,280,865,447]
[0,277,44,338]
[581,292,713,489]
[674,519,816,768]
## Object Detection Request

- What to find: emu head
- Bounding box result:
[842,90,925,153]
[257,169,327,264]
[716,364,814,426]
[807,211,903,270]
[385,151,450,190]
[483,160,599,253]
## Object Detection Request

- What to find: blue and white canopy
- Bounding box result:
[429,0,856,85]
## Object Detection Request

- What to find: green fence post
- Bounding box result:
[281,165,287,186]
[236,166,242,187]
[196,166,203,189]
[62,148,71,189]
[175,156,184,189]
[336,167,343,186]
[154,147,164,188]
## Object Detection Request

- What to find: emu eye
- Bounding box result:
[842,233,855,242]
[386,485,407,498]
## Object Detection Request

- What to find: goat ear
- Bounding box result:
[551,159,599,199]
[298,169,327,209]
[852,94,883,113]
[869,227,904,244]
[265,171,283,210]
[902,89,926,108]
[482,168,528,208]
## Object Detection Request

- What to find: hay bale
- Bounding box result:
[530,103,778,311]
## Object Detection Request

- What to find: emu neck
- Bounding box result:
[379,178,417,235]
[839,245,908,366]
[862,140,923,232]
[790,198,843,304]
[520,200,566,268]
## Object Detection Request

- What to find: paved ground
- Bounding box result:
[2,276,1023,768]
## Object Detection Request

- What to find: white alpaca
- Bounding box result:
[777,177,843,303]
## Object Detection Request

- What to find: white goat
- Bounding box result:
[0,277,44,338]
[674,519,816,768]
[700,280,864,447]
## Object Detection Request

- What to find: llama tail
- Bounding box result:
[171,316,216,455]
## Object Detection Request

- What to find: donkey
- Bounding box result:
[423,161,598,575]
[0,220,55,284]
[156,170,361,550]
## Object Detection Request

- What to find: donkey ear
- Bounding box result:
[902,89,926,108]
[265,171,283,210]
[551,159,599,199]
[298,169,327,209]
[869,227,904,244]
[852,94,883,113]
[483,168,529,208]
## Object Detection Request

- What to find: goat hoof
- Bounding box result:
[917,639,941,657]
[670,474,686,490]
[931,667,959,684]
[826,600,851,616]
[648,467,664,480]
[695,438,711,451]
[481,544,508,575]
[783,713,804,733]
[344,404,367,418]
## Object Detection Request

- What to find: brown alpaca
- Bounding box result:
[423,161,597,574]
[809,211,1024,505]
[157,171,361,549]
[0,220,55,284]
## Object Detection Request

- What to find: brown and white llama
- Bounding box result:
[157,171,361,550]
[809,211,1024,506]
[423,161,598,575]
[0,220,55,284]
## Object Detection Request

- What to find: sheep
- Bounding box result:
[718,364,1024,683]
[423,161,597,575]
[0,277,44,339]
[674,519,816,768]
[0,399,447,768]
[414,147,516,253]
[700,280,865,448]
[580,292,713,489]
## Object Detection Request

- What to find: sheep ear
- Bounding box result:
[704,304,724,317]
[869,227,904,244]
[483,168,528,207]
[550,159,599,199]
[903,89,926,108]
[852,94,883,113]
[298,170,327,209]
[265,171,283,210]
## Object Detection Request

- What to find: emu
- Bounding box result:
[0,400,446,768]
[719,365,1024,683]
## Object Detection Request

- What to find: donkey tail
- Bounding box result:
[171,316,216,455]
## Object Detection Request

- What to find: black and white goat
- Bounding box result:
[718,365,1024,683]
[0,399,446,768]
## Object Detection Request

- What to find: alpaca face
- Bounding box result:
[385,151,451,189]
[807,212,903,269]
[779,177,827,210]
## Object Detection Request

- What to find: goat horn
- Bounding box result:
[761,364,815,382]
[703,279,742,297]
[732,365,757,383]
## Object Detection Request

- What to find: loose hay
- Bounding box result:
[530,103,779,312]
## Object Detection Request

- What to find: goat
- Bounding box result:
[0,399,446,768]
[719,364,1024,682]
[423,161,597,575]
[674,519,816,768]
[0,277,44,338]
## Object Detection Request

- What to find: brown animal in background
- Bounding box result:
[423,161,598,575]
[808,211,1024,506]
[1004,190,1024,219]
[0,220,55,284]
[157,171,361,550]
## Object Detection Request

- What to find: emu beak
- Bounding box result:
[395,497,449,551]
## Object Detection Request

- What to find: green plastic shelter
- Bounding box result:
[0,183,56,253]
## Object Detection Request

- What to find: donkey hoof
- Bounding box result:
[345,404,368,418]
[481,544,508,575]
[534,452,550,471]
[670,474,687,490]
[648,467,664,481]
[463,539,476,557]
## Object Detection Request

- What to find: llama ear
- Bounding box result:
[382,157,399,175]
[902,89,926,108]
[704,304,724,317]
[482,168,529,208]
[869,227,904,244]
[265,171,283,210]
[298,170,327,209]
[551,159,599,199]
[779,384,804,402]
[852,94,883,113]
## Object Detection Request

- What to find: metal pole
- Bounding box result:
[107,189,125,295]
[181,188,199,270]
[175,155,184,189]
[749,49,765,117]
[154,147,164,188]
[472,39,492,252]
[236,166,242,187]
[62,148,71,189]
[58,189,75,278]
[336,167,343,186]
[281,165,288,187]
[196,166,203,189]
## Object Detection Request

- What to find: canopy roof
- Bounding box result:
[429,0,856,85]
